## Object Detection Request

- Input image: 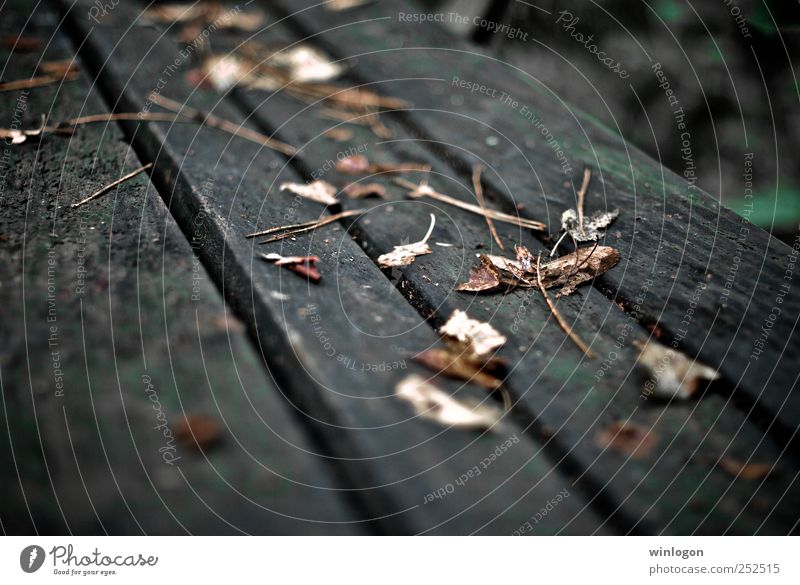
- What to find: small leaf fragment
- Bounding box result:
[718,458,774,480]
[636,339,720,399]
[377,214,435,268]
[344,182,387,199]
[439,309,506,362]
[561,208,619,243]
[279,180,339,206]
[456,261,500,292]
[395,374,501,430]
[597,421,658,459]
[260,253,322,283]
[173,414,223,451]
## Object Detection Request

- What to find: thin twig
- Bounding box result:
[576,166,591,237]
[394,177,546,231]
[254,209,363,243]
[471,164,503,249]
[70,163,153,208]
[147,93,297,156]
[535,254,596,358]
[0,71,79,93]
[567,241,598,278]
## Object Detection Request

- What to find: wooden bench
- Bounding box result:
[1,0,798,534]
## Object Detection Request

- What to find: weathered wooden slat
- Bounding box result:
[262,0,800,451]
[54,0,609,533]
[0,0,361,534]
[214,17,800,534]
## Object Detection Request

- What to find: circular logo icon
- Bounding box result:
[20,545,45,573]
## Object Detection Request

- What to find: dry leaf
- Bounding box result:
[144,3,263,30]
[279,180,338,206]
[173,414,223,451]
[395,374,501,430]
[459,245,619,296]
[269,45,343,83]
[636,339,720,399]
[344,182,386,199]
[377,214,435,268]
[456,260,501,292]
[597,421,658,459]
[197,54,252,91]
[260,253,322,282]
[0,127,43,144]
[560,208,619,243]
[718,458,774,480]
[439,309,506,362]
[413,349,504,390]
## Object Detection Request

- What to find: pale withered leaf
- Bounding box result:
[279,180,338,206]
[636,339,720,399]
[439,309,506,362]
[200,54,252,91]
[377,214,435,268]
[270,45,343,83]
[560,208,619,243]
[396,374,501,430]
[326,0,371,10]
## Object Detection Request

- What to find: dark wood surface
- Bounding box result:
[0,0,797,534]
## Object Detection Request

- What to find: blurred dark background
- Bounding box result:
[423,0,800,243]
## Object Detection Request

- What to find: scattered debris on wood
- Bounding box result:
[458,244,619,296]
[471,164,504,249]
[147,93,297,155]
[635,339,720,399]
[246,209,362,243]
[336,154,427,175]
[552,167,618,255]
[597,421,658,459]
[395,374,501,430]
[344,182,387,199]
[0,59,79,93]
[535,254,596,358]
[279,180,339,206]
[394,176,546,231]
[173,414,224,451]
[377,213,435,268]
[71,163,153,209]
[260,253,322,283]
[718,458,774,480]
